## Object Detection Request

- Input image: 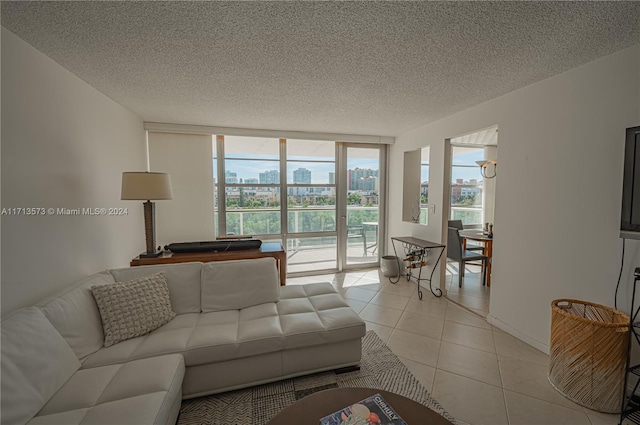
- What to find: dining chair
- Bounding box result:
[447,220,484,252]
[447,219,464,230]
[447,227,488,287]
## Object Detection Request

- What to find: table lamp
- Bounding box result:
[121,171,173,258]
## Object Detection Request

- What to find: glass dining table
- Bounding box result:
[459,230,493,287]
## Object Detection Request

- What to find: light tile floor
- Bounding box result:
[287,268,622,425]
[445,261,491,317]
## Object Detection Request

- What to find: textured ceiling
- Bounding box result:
[2,1,639,137]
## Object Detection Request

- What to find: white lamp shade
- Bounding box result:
[121,172,173,200]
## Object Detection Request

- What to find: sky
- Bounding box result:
[422,149,485,183]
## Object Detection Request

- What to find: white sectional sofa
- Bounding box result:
[1,258,366,425]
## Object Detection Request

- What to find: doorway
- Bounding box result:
[445,126,498,317]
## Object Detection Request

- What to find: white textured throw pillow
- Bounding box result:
[91,272,176,347]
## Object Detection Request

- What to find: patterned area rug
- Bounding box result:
[178,331,457,425]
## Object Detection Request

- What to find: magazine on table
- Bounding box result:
[319,393,407,425]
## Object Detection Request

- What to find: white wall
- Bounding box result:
[148,132,215,245]
[1,28,147,315]
[388,45,640,351]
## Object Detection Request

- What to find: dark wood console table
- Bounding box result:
[130,242,287,285]
[390,236,446,299]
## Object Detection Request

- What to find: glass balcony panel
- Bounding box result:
[225,211,281,236]
[345,206,379,264]
[287,208,336,233]
[287,236,337,273]
[451,207,483,225]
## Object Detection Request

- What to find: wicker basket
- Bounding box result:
[549,299,629,413]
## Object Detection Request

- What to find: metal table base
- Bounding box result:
[389,236,446,299]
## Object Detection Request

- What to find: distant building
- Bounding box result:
[328,172,335,185]
[293,168,311,184]
[290,168,311,196]
[461,187,481,197]
[259,170,279,184]
[355,176,377,191]
[225,171,238,184]
[244,178,259,184]
[347,168,378,190]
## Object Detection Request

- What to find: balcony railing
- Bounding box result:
[450,206,482,225]
[221,206,378,238]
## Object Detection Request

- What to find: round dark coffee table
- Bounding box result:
[266,387,454,425]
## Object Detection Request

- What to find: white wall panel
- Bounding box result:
[148,132,215,245]
[1,28,146,315]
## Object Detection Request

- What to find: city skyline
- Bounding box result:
[218,149,485,184]
[215,155,379,184]
[220,164,381,186]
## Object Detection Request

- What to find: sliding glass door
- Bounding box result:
[339,144,386,269]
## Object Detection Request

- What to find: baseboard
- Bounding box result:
[487,313,550,355]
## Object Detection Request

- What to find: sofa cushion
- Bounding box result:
[201,257,280,312]
[91,272,176,347]
[81,313,200,369]
[40,271,115,360]
[185,303,284,366]
[278,283,366,348]
[1,307,81,425]
[82,307,283,369]
[110,262,202,314]
[182,310,241,366]
[31,354,184,425]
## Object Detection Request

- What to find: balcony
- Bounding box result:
[218,206,379,273]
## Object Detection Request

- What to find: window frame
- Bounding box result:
[215,136,338,241]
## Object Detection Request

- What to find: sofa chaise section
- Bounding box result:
[1,308,184,425]
[29,355,184,425]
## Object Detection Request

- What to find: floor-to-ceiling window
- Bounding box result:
[213,135,385,274]
[286,139,337,272]
[215,135,282,238]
